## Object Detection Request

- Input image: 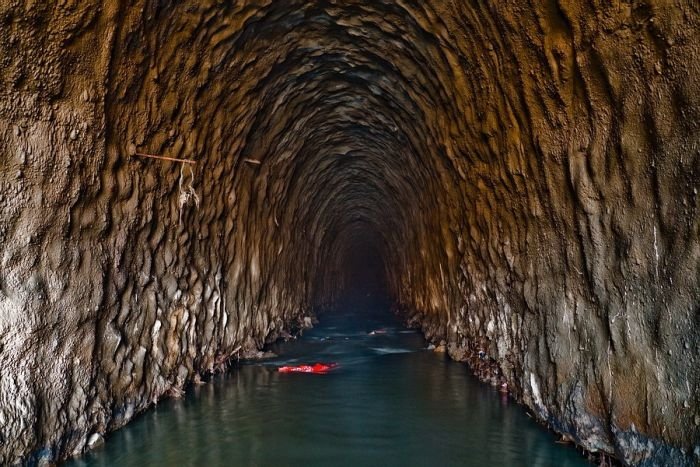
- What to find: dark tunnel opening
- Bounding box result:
[314,220,390,306]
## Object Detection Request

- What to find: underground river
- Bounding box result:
[68,288,590,467]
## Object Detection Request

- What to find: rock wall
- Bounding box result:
[0,1,697,465]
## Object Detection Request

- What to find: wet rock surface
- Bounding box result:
[0,1,698,465]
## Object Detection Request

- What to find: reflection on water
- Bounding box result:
[69,293,589,467]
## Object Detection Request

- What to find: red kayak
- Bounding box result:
[278,363,338,374]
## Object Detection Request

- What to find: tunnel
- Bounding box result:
[0,1,698,465]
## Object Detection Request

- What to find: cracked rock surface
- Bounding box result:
[0,1,698,465]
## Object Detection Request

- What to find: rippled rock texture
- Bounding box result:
[0,1,698,465]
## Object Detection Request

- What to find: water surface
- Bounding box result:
[70,293,589,466]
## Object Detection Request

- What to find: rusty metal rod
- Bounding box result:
[131,152,196,164]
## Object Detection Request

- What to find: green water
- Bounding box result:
[70,293,589,466]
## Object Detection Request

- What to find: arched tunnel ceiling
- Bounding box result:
[0,1,698,465]
[109,0,464,306]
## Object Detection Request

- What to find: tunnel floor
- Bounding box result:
[67,290,590,467]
